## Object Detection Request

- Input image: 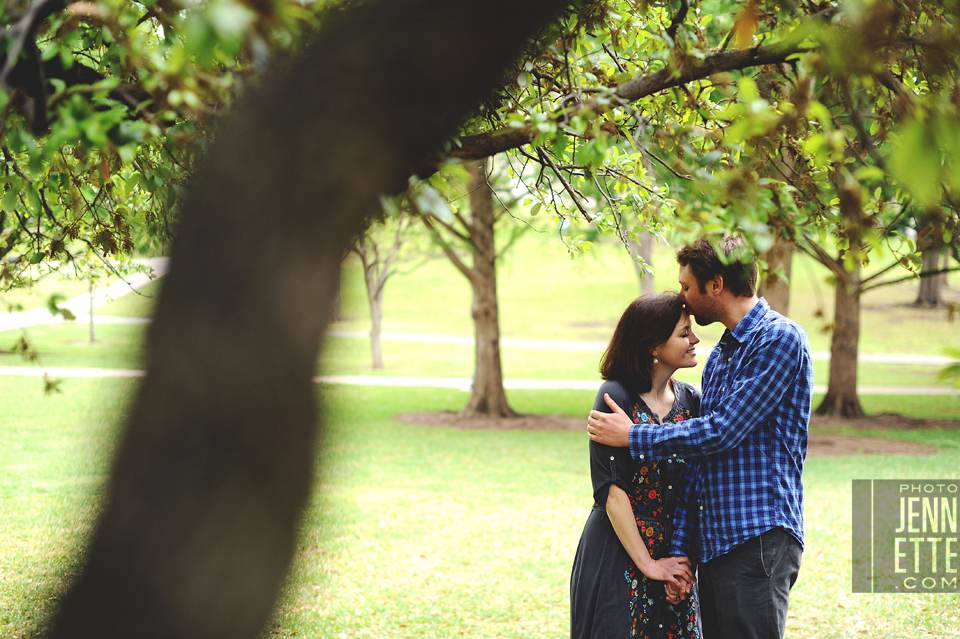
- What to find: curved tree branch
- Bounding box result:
[665,0,689,44]
[45,1,569,638]
[448,39,811,162]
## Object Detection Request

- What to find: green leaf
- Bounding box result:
[415,184,454,223]
[207,0,256,39]
[854,166,885,182]
[2,190,18,213]
[889,118,941,207]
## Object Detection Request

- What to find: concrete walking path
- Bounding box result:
[0,366,957,395]
[0,258,167,332]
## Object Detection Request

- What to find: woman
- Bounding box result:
[570,293,702,639]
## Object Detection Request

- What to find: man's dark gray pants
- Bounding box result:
[697,527,802,639]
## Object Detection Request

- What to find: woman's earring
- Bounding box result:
[653,357,659,365]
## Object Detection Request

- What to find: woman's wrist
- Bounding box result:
[636,553,657,576]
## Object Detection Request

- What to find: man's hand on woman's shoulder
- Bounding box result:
[587,393,632,447]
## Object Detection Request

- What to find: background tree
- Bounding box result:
[416,159,530,418]
[350,207,433,369]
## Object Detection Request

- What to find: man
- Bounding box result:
[587,236,813,639]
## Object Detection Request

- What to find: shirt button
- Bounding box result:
[610,456,615,461]
[668,485,673,489]
[727,357,732,362]
[672,453,677,457]
[700,505,704,510]
[639,455,645,459]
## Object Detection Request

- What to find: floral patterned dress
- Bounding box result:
[570,379,701,639]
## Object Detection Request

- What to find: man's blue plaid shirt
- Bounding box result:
[628,298,813,563]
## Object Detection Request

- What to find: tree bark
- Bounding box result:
[45,1,564,638]
[815,259,864,417]
[759,234,794,316]
[628,233,656,296]
[356,235,388,370]
[460,161,516,418]
[915,247,945,307]
[369,284,385,369]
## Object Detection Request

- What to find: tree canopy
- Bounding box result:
[0,0,322,289]
[4,0,959,287]
[433,0,960,276]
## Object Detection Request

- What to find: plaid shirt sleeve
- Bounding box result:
[629,322,806,459]
[669,458,701,559]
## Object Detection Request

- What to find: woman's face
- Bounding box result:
[654,312,700,370]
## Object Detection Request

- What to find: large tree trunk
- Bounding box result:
[815,260,864,417]
[460,161,516,418]
[759,234,793,316]
[45,1,563,638]
[628,232,656,296]
[915,247,946,307]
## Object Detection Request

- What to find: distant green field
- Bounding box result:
[5,231,958,402]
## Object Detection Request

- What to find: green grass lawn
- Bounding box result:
[2,378,958,639]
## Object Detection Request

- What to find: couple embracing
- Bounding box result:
[570,236,814,639]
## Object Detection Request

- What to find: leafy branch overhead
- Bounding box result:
[425,0,960,272]
[0,0,321,288]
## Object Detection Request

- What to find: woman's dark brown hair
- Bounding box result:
[599,293,686,394]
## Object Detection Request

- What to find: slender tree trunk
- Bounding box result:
[759,234,794,316]
[369,285,385,369]
[357,246,388,370]
[815,260,864,417]
[460,161,516,418]
[89,275,96,343]
[915,247,945,308]
[628,232,656,296]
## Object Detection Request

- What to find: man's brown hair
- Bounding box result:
[676,235,758,297]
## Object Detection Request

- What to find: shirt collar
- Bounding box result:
[718,297,768,349]
[730,297,769,343]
